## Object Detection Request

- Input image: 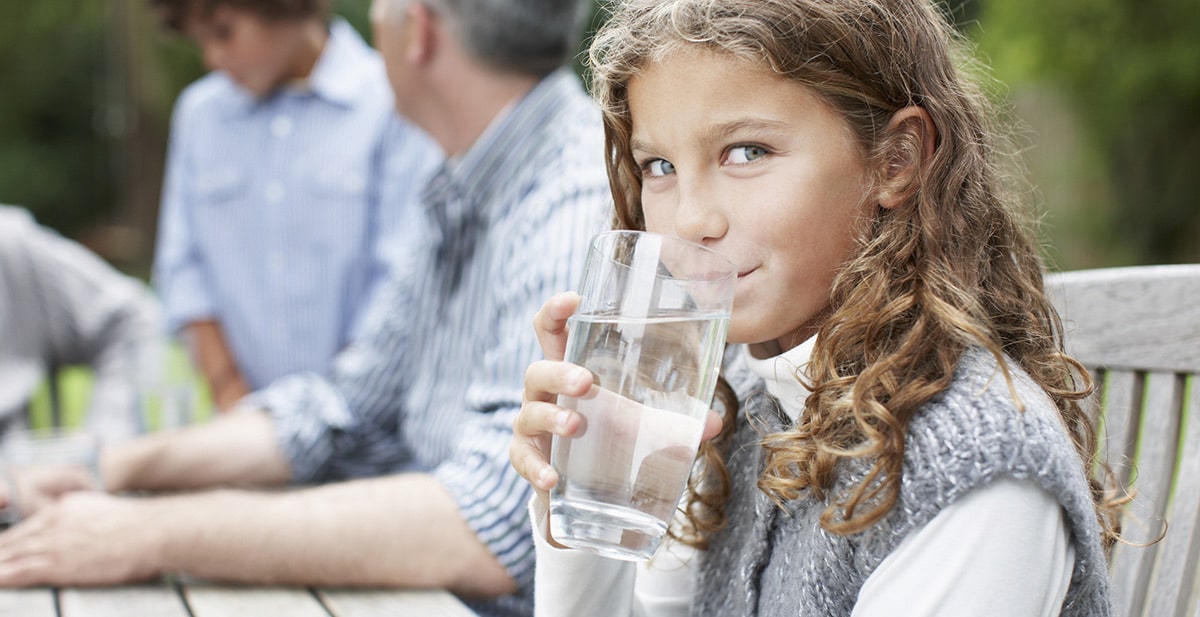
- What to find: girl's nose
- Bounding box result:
[674,185,728,245]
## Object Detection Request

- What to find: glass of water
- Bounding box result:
[549,230,737,561]
[0,428,100,524]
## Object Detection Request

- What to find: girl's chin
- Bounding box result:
[724,322,767,348]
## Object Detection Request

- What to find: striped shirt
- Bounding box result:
[252,69,611,617]
[0,205,163,442]
[153,19,441,389]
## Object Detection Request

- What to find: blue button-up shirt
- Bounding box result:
[251,69,611,617]
[153,20,441,389]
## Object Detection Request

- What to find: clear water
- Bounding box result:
[549,312,727,560]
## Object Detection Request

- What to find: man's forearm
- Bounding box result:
[99,410,292,493]
[150,474,515,597]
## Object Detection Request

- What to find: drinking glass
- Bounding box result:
[139,382,196,430]
[549,230,737,561]
[0,428,100,526]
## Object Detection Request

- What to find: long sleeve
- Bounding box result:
[153,91,214,335]
[532,497,637,617]
[530,497,696,617]
[12,210,162,440]
[249,267,421,483]
[851,477,1073,617]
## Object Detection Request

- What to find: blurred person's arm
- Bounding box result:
[153,90,240,408]
[8,209,160,441]
[1,408,515,596]
[0,471,513,596]
[0,400,288,519]
[99,407,289,493]
[184,320,250,411]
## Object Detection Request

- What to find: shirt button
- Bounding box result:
[271,115,293,138]
[265,181,285,203]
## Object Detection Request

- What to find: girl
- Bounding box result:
[511,0,1118,615]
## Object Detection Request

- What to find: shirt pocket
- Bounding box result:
[192,167,249,208]
[301,167,371,253]
[309,166,368,201]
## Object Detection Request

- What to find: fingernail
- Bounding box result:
[570,367,591,386]
[556,411,573,429]
[538,467,557,488]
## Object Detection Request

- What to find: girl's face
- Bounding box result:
[628,47,875,355]
[186,6,316,97]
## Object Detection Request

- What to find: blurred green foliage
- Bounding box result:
[0,1,115,238]
[975,0,1200,267]
[1,0,1197,270]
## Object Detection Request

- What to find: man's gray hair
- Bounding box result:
[424,0,591,76]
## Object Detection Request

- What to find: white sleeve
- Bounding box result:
[530,498,697,617]
[851,477,1075,617]
[532,497,636,617]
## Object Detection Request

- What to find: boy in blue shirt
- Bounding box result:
[151,0,440,409]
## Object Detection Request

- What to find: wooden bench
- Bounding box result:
[1046,264,1200,616]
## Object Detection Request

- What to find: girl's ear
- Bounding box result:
[877,106,937,209]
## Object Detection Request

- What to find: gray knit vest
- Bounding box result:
[693,347,1113,616]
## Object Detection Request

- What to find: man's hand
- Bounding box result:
[0,492,161,586]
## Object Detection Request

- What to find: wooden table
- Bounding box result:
[0,580,478,616]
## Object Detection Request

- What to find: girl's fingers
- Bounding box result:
[523,360,593,404]
[533,292,580,362]
[513,399,585,441]
[512,392,587,493]
[701,410,724,442]
[511,442,559,492]
[510,399,580,492]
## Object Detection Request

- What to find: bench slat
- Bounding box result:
[1147,379,1200,615]
[1046,265,1200,373]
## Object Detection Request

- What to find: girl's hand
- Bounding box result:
[511,293,590,510]
[510,292,726,510]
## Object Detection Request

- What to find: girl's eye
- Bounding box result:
[643,159,676,177]
[725,145,769,165]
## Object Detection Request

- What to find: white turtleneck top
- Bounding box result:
[531,342,1074,617]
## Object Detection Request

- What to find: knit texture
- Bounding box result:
[693,346,1113,616]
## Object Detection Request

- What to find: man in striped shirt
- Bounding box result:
[0,1,606,616]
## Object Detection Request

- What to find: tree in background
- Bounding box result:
[0,2,118,243]
[0,0,203,272]
[975,0,1200,268]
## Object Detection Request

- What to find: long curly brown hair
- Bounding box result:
[588,0,1121,546]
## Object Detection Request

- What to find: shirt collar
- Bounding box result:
[219,18,376,116]
[742,335,817,421]
[420,68,582,218]
[307,19,378,107]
